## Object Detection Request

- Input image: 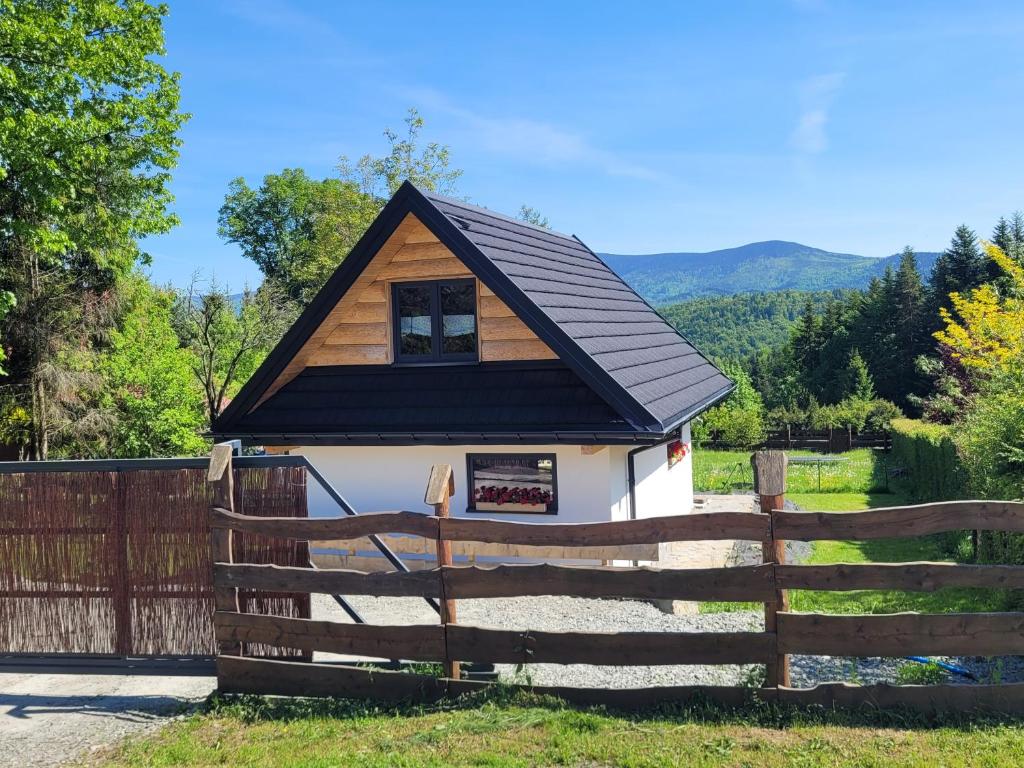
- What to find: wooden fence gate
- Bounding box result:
[0,455,310,658]
[209,447,1024,713]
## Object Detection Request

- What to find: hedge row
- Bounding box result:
[890,418,965,502]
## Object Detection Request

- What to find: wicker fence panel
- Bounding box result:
[0,463,309,656]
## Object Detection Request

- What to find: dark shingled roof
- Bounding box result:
[213,182,732,444]
[421,191,733,429]
[224,361,636,441]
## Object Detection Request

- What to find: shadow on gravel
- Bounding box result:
[0,692,192,721]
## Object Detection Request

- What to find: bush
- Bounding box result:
[692,362,766,449]
[896,661,947,686]
[957,371,1024,500]
[890,418,965,502]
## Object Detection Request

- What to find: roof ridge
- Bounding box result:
[417,185,579,241]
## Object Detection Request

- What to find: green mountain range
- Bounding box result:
[600,240,940,306]
[659,290,844,361]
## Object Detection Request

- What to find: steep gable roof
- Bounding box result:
[214,182,732,442]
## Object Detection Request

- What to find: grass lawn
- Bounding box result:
[94,693,1024,768]
[697,451,1008,615]
[694,448,891,495]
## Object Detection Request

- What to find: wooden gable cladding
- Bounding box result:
[476,283,558,362]
[254,214,555,408]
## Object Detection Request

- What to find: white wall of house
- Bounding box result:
[299,443,617,523]
[630,422,694,520]
[296,425,693,524]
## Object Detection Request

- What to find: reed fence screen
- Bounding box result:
[211,493,1024,713]
[0,460,309,656]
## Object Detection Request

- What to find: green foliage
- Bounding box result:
[107,686,1024,768]
[518,205,550,229]
[929,224,989,318]
[890,418,965,501]
[693,448,887,494]
[692,362,765,448]
[338,108,462,200]
[812,397,901,432]
[173,281,295,429]
[0,0,186,458]
[846,349,875,401]
[0,290,13,374]
[896,662,948,686]
[218,170,378,304]
[660,290,843,361]
[779,251,929,411]
[220,109,461,304]
[0,0,186,262]
[957,370,1024,501]
[95,275,206,458]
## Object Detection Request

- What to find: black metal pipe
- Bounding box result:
[301,457,441,616]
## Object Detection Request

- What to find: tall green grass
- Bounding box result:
[693,448,889,494]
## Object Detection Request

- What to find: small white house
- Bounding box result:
[214,183,732,545]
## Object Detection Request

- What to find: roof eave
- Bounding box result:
[209,430,669,447]
[653,380,737,435]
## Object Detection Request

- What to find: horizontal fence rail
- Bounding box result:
[210,507,772,545]
[773,501,1024,540]
[215,562,776,601]
[215,655,1024,714]
[210,484,1024,713]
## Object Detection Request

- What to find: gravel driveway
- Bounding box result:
[319,590,1024,690]
[0,666,214,768]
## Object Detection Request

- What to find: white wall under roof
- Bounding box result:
[297,427,693,525]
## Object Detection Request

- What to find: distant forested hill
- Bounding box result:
[600,241,940,306]
[660,290,844,361]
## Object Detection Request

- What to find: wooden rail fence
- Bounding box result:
[208,445,1024,713]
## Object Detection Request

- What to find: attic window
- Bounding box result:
[392,279,477,363]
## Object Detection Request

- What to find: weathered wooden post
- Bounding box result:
[752,450,789,688]
[425,463,458,680]
[209,442,241,656]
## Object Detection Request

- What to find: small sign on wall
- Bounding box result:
[667,440,689,468]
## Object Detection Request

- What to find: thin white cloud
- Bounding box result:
[790,72,845,155]
[408,89,664,182]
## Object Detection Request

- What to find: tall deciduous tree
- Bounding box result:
[338,108,462,201]
[95,275,207,458]
[0,0,186,458]
[218,170,377,303]
[173,281,294,429]
[219,109,461,305]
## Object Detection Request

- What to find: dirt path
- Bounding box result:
[0,668,215,767]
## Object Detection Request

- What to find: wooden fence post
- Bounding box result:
[752,450,789,688]
[209,443,241,656]
[425,463,458,680]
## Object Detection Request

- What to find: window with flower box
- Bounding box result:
[466,453,557,514]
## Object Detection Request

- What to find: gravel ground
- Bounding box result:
[0,668,214,768]
[321,589,1024,690]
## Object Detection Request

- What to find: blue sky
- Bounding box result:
[151,0,1024,289]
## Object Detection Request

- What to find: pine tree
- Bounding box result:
[931,225,988,310]
[790,298,821,381]
[991,217,1015,281]
[1011,211,1024,258]
[891,247,927,404]
[993,217,1013,254]
[847,349,876,401]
